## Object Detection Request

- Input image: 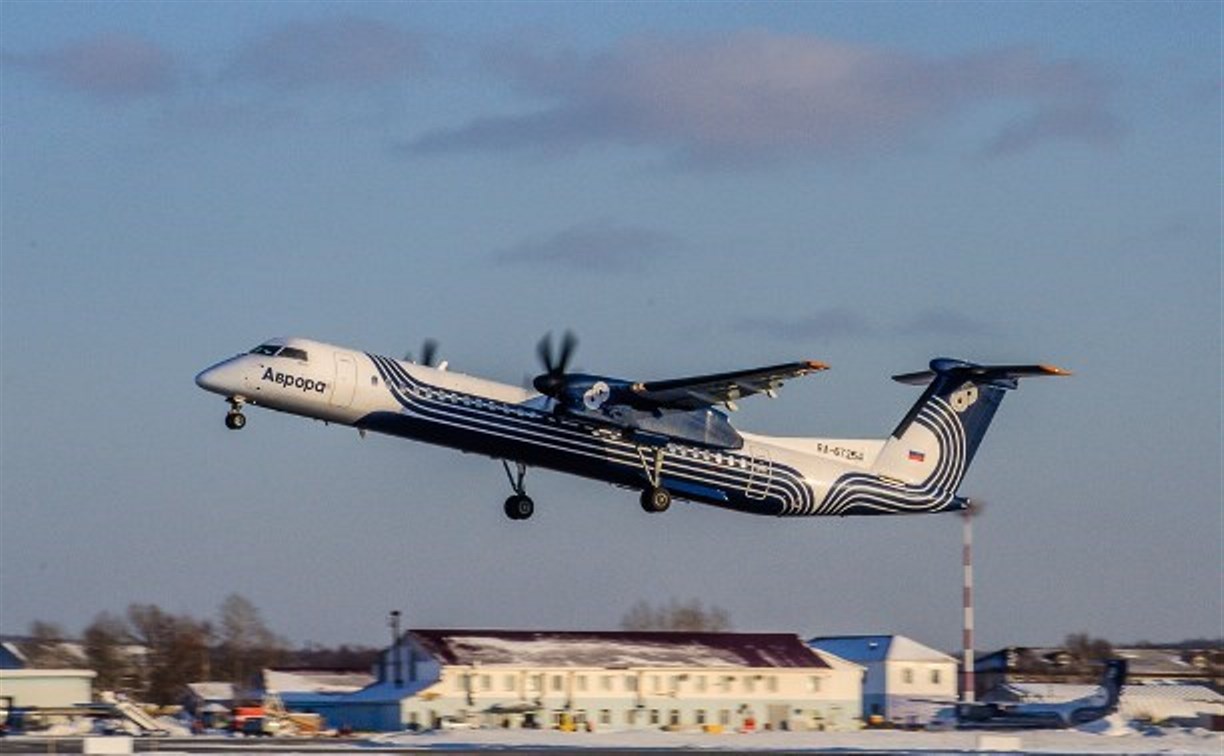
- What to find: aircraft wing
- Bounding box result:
[629,360,828,411]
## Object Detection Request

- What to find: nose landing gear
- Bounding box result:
[224,397,247,430]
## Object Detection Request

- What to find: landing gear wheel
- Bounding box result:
[640,486,671,513]
[225,411,246,430]
[504,494,534,520]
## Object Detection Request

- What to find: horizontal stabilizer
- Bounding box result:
[893,359,1071,388]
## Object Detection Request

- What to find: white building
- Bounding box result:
[0,668,96,708]
[356,629,862,732]
[808,634,957,726]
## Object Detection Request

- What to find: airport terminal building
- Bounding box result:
[322,629,863,732]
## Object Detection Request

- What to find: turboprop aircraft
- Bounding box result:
[935,659,1128,730]
[195,333,1069,520]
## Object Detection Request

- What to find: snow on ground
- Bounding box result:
[367,720,1222,753]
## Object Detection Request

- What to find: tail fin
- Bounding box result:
[1099,658,1127,710]
[872,359,1070,493]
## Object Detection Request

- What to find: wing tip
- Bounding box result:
[804,360,830,372]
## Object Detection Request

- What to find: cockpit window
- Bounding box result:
[250,344,281,356]
[279,347,308,362]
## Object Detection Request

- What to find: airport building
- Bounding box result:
[808,634,958,726]
[322,629,863,732]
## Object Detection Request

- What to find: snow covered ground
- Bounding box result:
[6,717,1219,754]
[365,716,1221,753]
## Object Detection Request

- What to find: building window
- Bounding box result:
[652,675,663,693]
[931,668,941,685]
[626,675,638,692]
[808,676,822,693]
[744,676,756,694]
[694,675,707,693]
[719,709,731,726]
[649,709,660,726]
[480,674,491,691]
[601,675,614,692]
[527,674,542,693]
[575,675,587,692]
[552,675,565,692]
[695,709,707,725]
[504,674,516,692]
[600,709,611,726]
[766,676,778,693]
[902,667,914,685]
[669,709,680,727]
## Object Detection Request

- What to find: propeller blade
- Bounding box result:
[532,330,580,397]
[537,332,556,374]
[556,330,577,373]
[420,338,438,367]
[407,338,441,366]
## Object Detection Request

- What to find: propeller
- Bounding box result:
[532,330,578,398]
[406,338,441,367]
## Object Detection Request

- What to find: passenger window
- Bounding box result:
[250,344,280,356]
[279,347,308,362]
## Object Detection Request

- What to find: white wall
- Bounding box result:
[0,669,95,707]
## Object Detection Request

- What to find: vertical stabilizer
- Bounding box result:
[872,359,1070,492]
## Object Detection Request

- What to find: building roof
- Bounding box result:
[976,646,1221,679]
[185,681,235,702]
[808,635,956,664]
[408,630,830,670]
[264,668,374,694]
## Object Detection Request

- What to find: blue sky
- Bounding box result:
[1,1,1219,651]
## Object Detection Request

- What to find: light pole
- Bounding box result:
[959,500,983,703]
[389,610,403,688]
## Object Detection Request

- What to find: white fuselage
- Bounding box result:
[197,337,967,517]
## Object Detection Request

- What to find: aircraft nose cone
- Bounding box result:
[195,360,242,395]
[195,366,223,393]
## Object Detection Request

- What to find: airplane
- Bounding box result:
[932,659,1128,730]
[195,333,1069,520]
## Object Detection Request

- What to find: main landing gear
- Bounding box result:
[224,397,247,430]
[640,486,671,513]
[635,445,671,513]
[501,461,534,520]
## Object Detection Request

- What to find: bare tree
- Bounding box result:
[126,603,210,704]
[83,611,134,693]
[216,594,287,690]
[620,598,731,632]
[23,620,83,667]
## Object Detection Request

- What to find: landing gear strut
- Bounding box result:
[225,397,247,430]
[501,461,534,520]
[635,445,671,513]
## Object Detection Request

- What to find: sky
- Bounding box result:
[1,1,1219,654]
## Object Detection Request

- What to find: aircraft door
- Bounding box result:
[745,445,773,500]
[331,353,357,408]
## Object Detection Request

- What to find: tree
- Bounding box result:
[216,594,287,690]
[126,603,210,704]
[1064,632,1115,682]
[23,620,83,667]
[83,611,134,693]
[620,598,731,632]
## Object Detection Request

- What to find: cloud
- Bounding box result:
[407,31,1122,163]
[224,17,424,89]
[492,219,676,273]
[736,307,994,343]
[735,309,878,342]
[895,308,994,337]
[3,33,177,100]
